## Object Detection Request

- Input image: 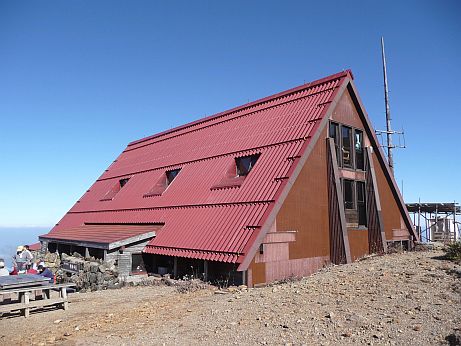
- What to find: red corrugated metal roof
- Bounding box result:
[44,70,352,263]
[28,242,41,251]
[41,224,161,248]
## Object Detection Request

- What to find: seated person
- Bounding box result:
[0,259,9,276]
[26,264,38,275]
[37,264,54,283]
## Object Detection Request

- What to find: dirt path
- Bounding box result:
[1,250,460,345]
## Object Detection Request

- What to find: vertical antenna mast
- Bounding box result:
[381,37,394,174]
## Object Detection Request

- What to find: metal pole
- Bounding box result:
[418,203,421,241]
[454,201,457,241]
[435,204,438,241]
[381,37,394,174]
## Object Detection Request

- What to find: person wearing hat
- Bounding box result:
[12,246,26,273]
[0,259,9,276]
[22,245,34,268]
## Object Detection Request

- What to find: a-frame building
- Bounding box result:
[40,70,417,287]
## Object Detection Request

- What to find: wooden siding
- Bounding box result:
[327,139,350,264]
[331,90,364,129]
[372,154,410,240]
[248,127,331,286]
[365,149,386,253]
[347,229,369,260]
[276,127,330,260]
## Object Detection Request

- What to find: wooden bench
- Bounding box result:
[0,283,75,318]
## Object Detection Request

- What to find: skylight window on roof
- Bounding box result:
[236,154,260,177]
[144,168,181,197]
[100,177,130,201]
[166,169,181,185]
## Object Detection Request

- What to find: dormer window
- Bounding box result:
[166,169,181,185]
[144,168,181,197]
[119,178,130,188]
[210,153,261,190]
[235,154,260,177]
[100,177,130,201]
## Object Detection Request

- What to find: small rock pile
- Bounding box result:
[58,253,120,292]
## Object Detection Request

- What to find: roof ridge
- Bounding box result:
[127,70,352,148]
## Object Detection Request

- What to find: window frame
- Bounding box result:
[328,121,366,172]
[356,181,367,227]
[341,125,353,168]
[235,154,260,177]
[329,122,341,165]
[166,168,181,186]
[354,129,365,171]
[343,179,355,210]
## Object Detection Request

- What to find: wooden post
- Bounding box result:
[328,138,352,264]
[61,288,68,310]
[454,202,457,241]
[418,202,421,241]
[173,257,178,278]
[103,249,107,261]
[85,247,90,258]
[21,292,30,318]
[203,260,208,282]
[435,204,438,240]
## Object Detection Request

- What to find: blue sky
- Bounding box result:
[0,1,460,228]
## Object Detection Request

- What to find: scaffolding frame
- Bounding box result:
[406,202,460,243]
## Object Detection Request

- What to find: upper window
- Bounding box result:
[341,126,353,168]
[328,121,366,171]
[355,130,364,170]
[235,154,260,177]
[329,122,341,165]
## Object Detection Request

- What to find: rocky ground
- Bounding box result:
[1,250,460,346]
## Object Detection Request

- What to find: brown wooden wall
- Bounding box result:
[276,126,330,260]
[372,154,409,240]
[348,229,369,261]
[331,90,364,130]
[248,126,331,286]
[247,86,410,286]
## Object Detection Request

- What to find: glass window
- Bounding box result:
[236,154,260,177]
[341,126,352,168]
[343,179,354,209]
[166,169,181,185]
[329,122,341,165]
[355,130,364,170]
[119,178,130,188]
[356,181,367,227]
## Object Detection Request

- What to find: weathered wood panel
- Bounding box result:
[118,253,132,277]
[265,256,329,283]
[348,230,369,261]
[327,138,351,264]
[331,90,364,129]
[372,155,409,240]
[365,149,386,253]
[276,127,330,260]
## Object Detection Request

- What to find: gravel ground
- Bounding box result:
[1,250,460,345]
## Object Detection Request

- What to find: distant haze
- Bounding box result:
[0,227,50,270]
